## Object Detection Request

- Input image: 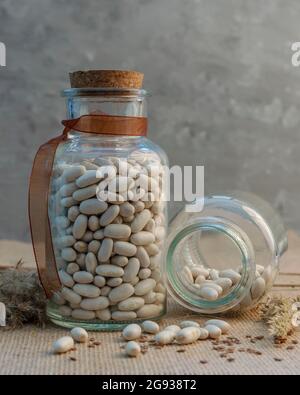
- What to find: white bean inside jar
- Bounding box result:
[174,226,273,313]
[49,154,166,322]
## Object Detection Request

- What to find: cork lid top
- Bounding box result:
[69,70,144,89]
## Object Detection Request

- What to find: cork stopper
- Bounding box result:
[69,70,144,89]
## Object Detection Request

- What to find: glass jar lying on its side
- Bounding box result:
[164,192,288,315]
[30,71,168,330]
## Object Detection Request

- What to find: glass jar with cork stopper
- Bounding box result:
[29,70,168,330]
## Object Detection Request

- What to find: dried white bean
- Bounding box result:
[130,231,155,246]
[97,238,113,262]
[88,240,100,254]
[113,241,137,257]
[144,243,159,256]
[104,224,131,239]
[176,327,201,344]
[123,257,140,283]
[119,202,135,217]
[51,292,66,306]
[131,209,152,233]
[93,229,104,240]
[134,278,156,296]
[88,216,100,231]
[57,235,76,249]
[117,297,143,311]
[209,269,219,281]
[80,296,109,311]
[142,320,159,334]
[73,214,88,239]
[154,330,175,345]
[136,304,162,318]
[164,325,181,334]
[111,311,137,321]
[62,166,85,183]
[61,197,77,208]
[79,199,108,215]
[205,324,222,339]
[96,264,124,277]
[60,182,77,197]
[135,246,150,268]
[251,277,266,300]
[76,170,98,188]
[143,291,157,304]
[71,309,96,320]
[199,286,219,301]
[52,336,74,354]
[71,327,89,343]
[93,275,106,287]
[73,271,94,284]
[61,248,77,262]
[180,320,200,329]
[99,205,119,227]
[195,275,206,285]
[125,341,141,357]
[199,328,209,340]
[190,266,209,279]
[204,319,231,334]
[82,231,93,242]
[107,277,123,287]
[219,269,241,285]
[111,255,128,267]
[61,287,82,305]
[74,241,88,253]
[68,206,80,222]
[101,286,111,296]
[109,283,135,303]
[85,252,97,274]
[123,324,142,340]
[59,270,75,288]
[215,278,233,292]
[96,308,111,321]
[139,268,151,280]
[73,185,97,201]
[59,305,72,317]
[200,282,223,295]
[73,284,101,298]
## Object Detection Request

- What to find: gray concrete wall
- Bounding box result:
[0,0,300,240]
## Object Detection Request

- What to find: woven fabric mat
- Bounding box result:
[1,301,299,375]
[1,232,300,375]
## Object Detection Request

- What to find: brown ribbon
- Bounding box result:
[29,114,148,297]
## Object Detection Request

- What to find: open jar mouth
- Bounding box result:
[164,216,256,314]
[62,88,149,98]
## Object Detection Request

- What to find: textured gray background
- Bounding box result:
[0,0,300,241]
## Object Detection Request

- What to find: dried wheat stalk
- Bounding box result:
[260,295,300,342]
[0,260,46,328]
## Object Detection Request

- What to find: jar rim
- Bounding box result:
[163,216,257,314]
[61,88,149,98]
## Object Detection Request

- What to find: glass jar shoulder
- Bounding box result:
[55,135,168,165]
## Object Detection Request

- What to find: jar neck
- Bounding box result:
[164,217,256,314]
[63,89,148,120]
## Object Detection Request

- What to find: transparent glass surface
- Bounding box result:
[164,192,288,315]
[46,89,168,330]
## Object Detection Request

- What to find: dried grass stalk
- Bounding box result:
[260,295,300,341]
[0,260,46,328]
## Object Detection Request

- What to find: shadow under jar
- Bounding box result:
[46,85,168,330]
[164,192,288,315]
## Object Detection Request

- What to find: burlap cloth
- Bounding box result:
[1,232,300,375]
